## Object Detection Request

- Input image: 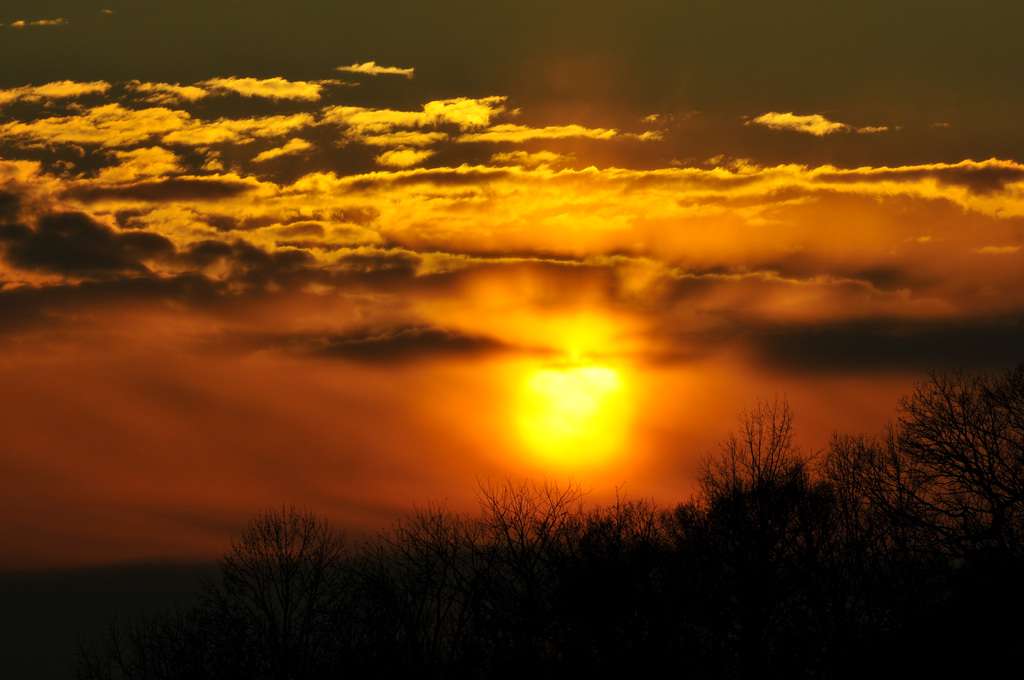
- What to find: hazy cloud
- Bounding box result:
[489,151,575,169]
[750,317,1024,374]
[7,18,68,28]
[974,245,1020,255]
[310,326,508,362]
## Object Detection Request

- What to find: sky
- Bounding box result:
[2,1,1024,573]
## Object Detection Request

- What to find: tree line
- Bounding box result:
[77,364,1024,679]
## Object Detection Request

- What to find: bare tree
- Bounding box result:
[691,396,836,678]
[893,366,1024,561]
[698,395,809,499]
[201,505,349,680]
[349,500,483,676]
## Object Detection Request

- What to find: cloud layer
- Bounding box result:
[2,64,1023,569]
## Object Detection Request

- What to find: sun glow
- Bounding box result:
[517,363,631,468]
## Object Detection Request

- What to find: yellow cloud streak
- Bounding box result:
[131,81,210,104]
[252,138,313,162]
[200,77,332,101]
[322,97,507,135]
[0,80,110,105]
[749,112,887,136]
[458,123,618,143]
[8,18,68,28]
[375,148,436,168]
[0,104,317,148]
[336,61,415,78]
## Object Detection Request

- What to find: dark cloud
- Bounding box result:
[331,248,421,278]
[816,161,1024,196]
[178,239,234,268]
[0,190,20,222]
[66,177,255,203]
[750,317,1024,375]
[302,325,511,363]
[331,206,379,226]
[0,211,173,277]
[119,230,177,261]
[230,240,315,279]
[0,273,225,334]
[177,239,318,289]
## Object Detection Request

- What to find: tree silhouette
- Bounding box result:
[347,500,484,677]
[826,365,1024,674]
[77,506,349,680]
[200,506,350,680]
[685,395,839,678]
[76,367,1024,679]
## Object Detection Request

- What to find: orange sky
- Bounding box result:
[2,2,1024,570]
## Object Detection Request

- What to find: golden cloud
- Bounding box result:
[357,131,448,148]
[375,148,435,168]
[750,112,848,135]
[0,80,111,105]
[95,147,184,183]
[130,81,210,104]
[6,99,1023,337]
[0,104,314,149]
[200,77,331,101]
[322,97,507,136]
[161,113,316,145]
[0,104,189,147]
[253,138,314,163]
[335,61,415,78]
[322,106,425,134]
[458,123,618,143]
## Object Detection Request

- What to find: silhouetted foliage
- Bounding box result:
[77,365,1024,679]
[825,365,1024,674]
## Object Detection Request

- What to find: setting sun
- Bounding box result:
[516,364,630,468]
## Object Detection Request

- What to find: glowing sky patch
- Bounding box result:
[0,0,1023,573]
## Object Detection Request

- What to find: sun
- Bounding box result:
[516,363,630,468]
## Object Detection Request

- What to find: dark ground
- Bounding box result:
[1,562,218,680]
